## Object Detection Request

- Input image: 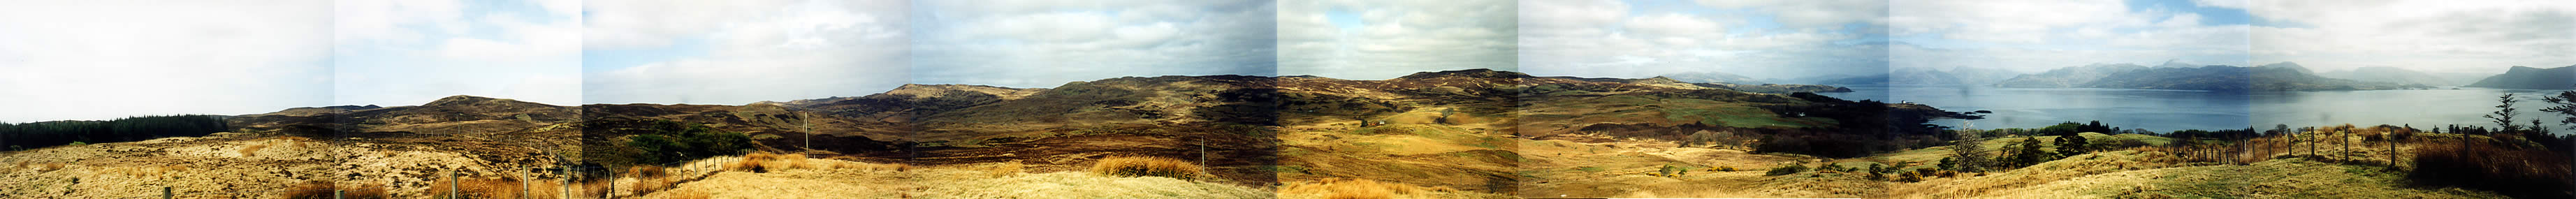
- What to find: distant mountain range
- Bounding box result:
[1993,63,2150,88]
[2316,66,2482,87]
[2464,65,2576,89]
[1995,61,2433,91]
[1661,71,1768,84]
[1889,67,2021,85]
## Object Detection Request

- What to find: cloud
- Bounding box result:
[333,0,583,107]
[0,1,333,121]
[2240,0,2575,71]
[1278,0,1516,80]
[584,0,910,105]
[1520,0,1884,79]
[912,0,1274,87]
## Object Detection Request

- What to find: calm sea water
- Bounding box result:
[1817,84,2576,133]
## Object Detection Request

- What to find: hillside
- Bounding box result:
[0,69,1984,198]
[2464,65,2576,89]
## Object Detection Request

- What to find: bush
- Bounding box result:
[1765,164,1807,176]
[1090,156,1206,179]
[627,121,754,164]
[2410,141,2574,198]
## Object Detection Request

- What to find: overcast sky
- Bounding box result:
[0,1,333,122]
[908,0,1276,88]
[1520,0,1891,80]
[3,0,2568,121]
[584,0,908,105]
[1279,0,1518,80]
[336,0,582,107]
[1891,0,2575,74]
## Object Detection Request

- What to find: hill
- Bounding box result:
[2464,65,2576,89]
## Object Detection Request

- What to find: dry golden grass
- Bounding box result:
[626,165,668,178]
[277,180,391,199]
[1280,178,1455,199]
[668,189,712,199]
[727,152,815,172]
[427,176,567,199]
[1088,156,1205,179]
[239,144,268,156]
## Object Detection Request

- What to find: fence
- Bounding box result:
[100,155,744,199]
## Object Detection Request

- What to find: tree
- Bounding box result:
[2010,138,2050,168]
[2545,89,2576,131]
[2055,133,2090,157]
[1949,131,1991,172]
[2487,94,2522,133]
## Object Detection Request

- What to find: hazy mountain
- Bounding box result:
[1997,62,2429,91]
[1994,63,2150,88]
[2318,66,2460,87]
[1890,67,2022,85]
[2463,65,2576,89]
[1660,71,1768,84]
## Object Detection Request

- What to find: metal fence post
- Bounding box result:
[161,186,171,199]
[334,190,342,199]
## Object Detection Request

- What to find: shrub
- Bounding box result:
[1765,164,1807,176]
[625,121,754,165]
[1711,166,1737,172]
[2410,142,2574,198]
[1089,156,1205,179]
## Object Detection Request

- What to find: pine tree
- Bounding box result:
[2487,94,2522,133]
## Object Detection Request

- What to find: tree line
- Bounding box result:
[1,115,231,151]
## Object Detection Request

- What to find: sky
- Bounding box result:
[335,0,583,107]
[1520,0,1891,80]
[1279,0,1518,80]
[583,0,909,105]
[1890,0,2575,74]
[0,1,334,122]
[2,0,2568,122]
[908,0,1276,88]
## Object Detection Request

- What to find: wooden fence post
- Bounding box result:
[522,168,532,199]
[447,170,459,199]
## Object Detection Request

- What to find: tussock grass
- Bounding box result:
[428,176,567,199]
[727,152,814,172]
[915,172,1269,198]
[1088,156,1205,179]
[1279,178,1467,199]
[239,144,268,156]
[667,190,711,199]
[277,180,390,199]
[625,165,667,178]
[2410,140,2574,198]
